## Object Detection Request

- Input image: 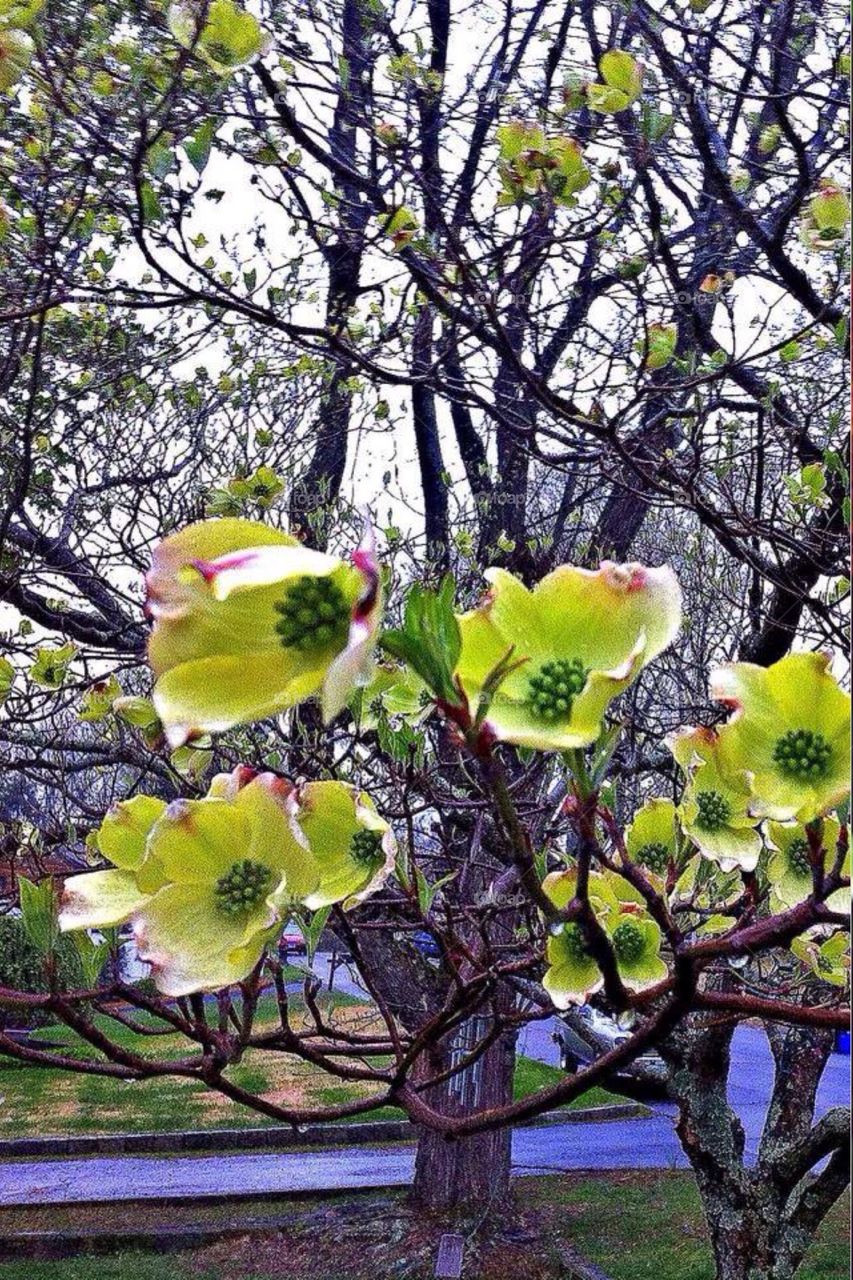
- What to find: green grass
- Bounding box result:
[0,988,623,1140]
[512,1052,619,1110]
[0,989,368,1139]
[522,1173,850,1280]
[0,1175,845,1280]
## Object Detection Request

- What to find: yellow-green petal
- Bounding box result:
[134,882,275,996]
[625,797,678,874]
[297,781,394,909]
[145,798,251,884]
[543,926,603,1008]
[95,796,168,871]
[233,773,319,902]
[152,649,328,746]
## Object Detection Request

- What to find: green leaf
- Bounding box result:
[590,721,623,785]
[304,906,331,963]
[380,576,461,704]
[140,182,162,224]
[0,656,14,705]
[19,876,59,957]
[185,119,216,174]
[146,138,175,179]
[71,932,110,988]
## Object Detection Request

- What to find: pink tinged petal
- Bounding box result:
[146,517,298,620]
[321,571,383,723]
[206,765,259,800]
[598,561,683,662]
[352,512,379,576]
[194,544,341,601]
[59,869,150,932]
[322,617,375,722]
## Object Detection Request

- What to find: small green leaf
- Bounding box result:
[0,655,14,705]
[380,576,462,704]
[19,876,59,956]
[304,906,331,963]
[140,182,162,224]
[71,932,110,988]
[185,119,216,174]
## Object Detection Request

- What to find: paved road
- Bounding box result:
[517,1013,850,1152]
[0,1112,695,1207]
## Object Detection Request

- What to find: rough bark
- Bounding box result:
[412,1023,517,1210]
[661,1007,849,1280]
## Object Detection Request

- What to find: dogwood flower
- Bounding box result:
[791,931,850,987]
[669,726,762,872]
[711,653,851,823]
[296,780,396,909]
[767,817,849,911]
[624,797,678,878]
[540,869,613,1007]
[60,769,396,996]
[603,909,668,992]
[168,0,269,72]
[132,772,320,996]
[146,517,382,746]
[61,769,316,996]
[454,561,681,751]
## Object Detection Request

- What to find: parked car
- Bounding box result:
[278,925,307,957]
[552,1004,669,1100]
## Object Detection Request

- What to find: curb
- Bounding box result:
[0,1102,645,1160]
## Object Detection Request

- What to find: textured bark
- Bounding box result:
[661,1008,849,1280]
[411,306,450,565]
[411,1024,516,1210]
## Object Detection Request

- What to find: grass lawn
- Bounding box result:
[0,997,621,1139]
[0,1174,846,1279]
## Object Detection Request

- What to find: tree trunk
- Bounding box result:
[703,1199,796,1280]
[411,1022,517,1210]
[661,1001,848,1280]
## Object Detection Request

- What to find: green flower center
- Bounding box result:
[527,658,588,722]
[788,837,811,877]
[350,828,383,865]
[274,576,349,652]
[636,841,670,874]
[214,859,273,916]
[772,730,832,780]
[816,952,835,974]
[612,920,645,964]
[562,923,589,961]
[695,791,731,832]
